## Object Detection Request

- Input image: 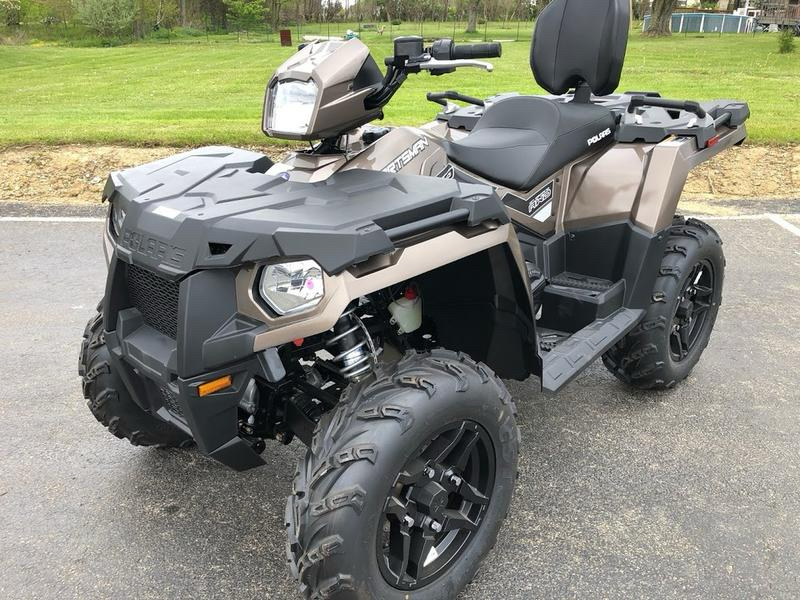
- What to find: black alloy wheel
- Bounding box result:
[377,420,495,590]
[670,259,716,362]
[286,349,519,600]
[603,217,725,390]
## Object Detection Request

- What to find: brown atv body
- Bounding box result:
[83,0,747,597]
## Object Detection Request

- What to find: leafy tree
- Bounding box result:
[222,0,263,39]
[465,0,480,33]
[38,0,75,27]
[1,0,23,26]
[72,0,136,36]
[647,0,677,36]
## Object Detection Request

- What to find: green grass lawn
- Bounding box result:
[1,29,798,145]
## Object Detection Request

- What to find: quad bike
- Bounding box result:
[79,0,749,597]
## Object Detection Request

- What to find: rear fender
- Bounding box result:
[557,123,747,235]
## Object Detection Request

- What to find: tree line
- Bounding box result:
[1,0,675,40]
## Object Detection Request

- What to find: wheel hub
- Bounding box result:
[377,421,495,590]
[670,260,716,362]
[410,481,450,518]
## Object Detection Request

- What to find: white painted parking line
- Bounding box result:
[0,216,105,223]
[767,214,800,238]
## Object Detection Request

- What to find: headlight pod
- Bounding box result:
[268,79,318,136]
[110,202,126,237]
[259,260,324,316]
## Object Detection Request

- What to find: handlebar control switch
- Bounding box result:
[392,36,425,65]
[430,39,455,60]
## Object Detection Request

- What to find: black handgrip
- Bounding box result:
[628,96,707,119]
[451,42,502,60]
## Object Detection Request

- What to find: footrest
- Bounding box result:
[541,308,643,393]
[526,261,546,296]
[549,272,614,292]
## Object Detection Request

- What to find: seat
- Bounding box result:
[444,97,616,191]
[443,0,630,191]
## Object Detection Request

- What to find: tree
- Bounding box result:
[647,0,677,36]
[1,0,23,26]
[72,0,137,37]
[465,0,480,33]
[223,0,263,39]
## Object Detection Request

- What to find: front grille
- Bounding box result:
[127,263,179,339]
[159,385,183,417]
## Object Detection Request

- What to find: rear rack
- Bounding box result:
[437,91,750,149]
[615,93,750,148]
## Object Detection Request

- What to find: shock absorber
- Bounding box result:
[326,304,378,380]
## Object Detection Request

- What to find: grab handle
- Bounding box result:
[628,96,707,119]
[426,91,485,107]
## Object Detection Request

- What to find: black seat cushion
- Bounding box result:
[444,96,616,191]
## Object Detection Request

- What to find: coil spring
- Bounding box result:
[326,305,377,380]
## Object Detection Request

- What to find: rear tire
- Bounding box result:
[602,217,724,390]
[286,349,519,600]
[78,304,192,447]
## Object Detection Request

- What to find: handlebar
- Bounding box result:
[430,38,502,61]
[453,42,502,60]
[367,36,500,110]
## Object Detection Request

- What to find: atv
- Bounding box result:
[79,0,749,597]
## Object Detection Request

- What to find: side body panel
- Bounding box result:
[284,119,745,240]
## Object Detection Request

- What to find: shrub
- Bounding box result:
[1,0,22,26]
[72,0,135,38]
[778,27,795,54]
[148,27,173,39]
[176,26,206,37]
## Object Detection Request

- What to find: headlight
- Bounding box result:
[259,260,324,316]
[110,202,126,237]
[268,79,318,135]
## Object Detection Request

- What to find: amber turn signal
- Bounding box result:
[198,375,232,397]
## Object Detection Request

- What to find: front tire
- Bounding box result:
[603,217,724,390]
[286,350,519,600]
[78,305,192,447]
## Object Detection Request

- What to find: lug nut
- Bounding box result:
[423,467,435,479]
[403,515,415,528]
[449,474,462,488]
[430,520,442,533]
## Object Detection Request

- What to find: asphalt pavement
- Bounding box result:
[1,204,799,599]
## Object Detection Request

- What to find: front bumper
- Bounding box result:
[103,254,284,471]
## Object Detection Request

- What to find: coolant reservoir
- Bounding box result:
[388,287,422,334]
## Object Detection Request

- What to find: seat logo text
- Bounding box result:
[587,128,612,147]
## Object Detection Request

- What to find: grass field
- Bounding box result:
[1,28,798,145]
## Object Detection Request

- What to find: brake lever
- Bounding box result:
[418,58,494,72]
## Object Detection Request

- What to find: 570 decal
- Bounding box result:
[501,180,555,223]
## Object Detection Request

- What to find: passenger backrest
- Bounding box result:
[530,0,630,96]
